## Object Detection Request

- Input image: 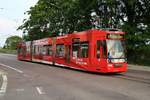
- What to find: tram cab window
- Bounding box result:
[56,44,65,57]
[80,42,89,58]
[72,43,80,58]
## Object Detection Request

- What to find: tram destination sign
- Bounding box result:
[107,34,124,39]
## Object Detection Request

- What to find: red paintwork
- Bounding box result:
[17,29,127,73]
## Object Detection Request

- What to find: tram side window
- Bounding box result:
[39,46,43,55]
[72,43,80,58]
[56,44,64,57]
[80,42,89,58]
[33,45,36,55]
[26,46,30,53]
[46,45,52,55]
[36,46,39,55]
[42,45,52,55]
[42,46,47,55]
[97,41,100,58]
[34,45,40,55]
[17,48,20,53]
[17,47,22,54]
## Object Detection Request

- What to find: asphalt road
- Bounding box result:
[0,53,150,100]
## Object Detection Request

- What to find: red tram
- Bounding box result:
[17,29,127,73]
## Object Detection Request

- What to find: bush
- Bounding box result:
[127,45,150,66]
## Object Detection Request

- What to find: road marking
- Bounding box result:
[0,74,7,96]
[16,89,24,92]
[0,63,23,73]
[36,87,45,95]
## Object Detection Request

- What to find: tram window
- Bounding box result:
[80,42,89,58]
[100,40,107,58]
[33,45,36,54]
[27,46,30,52]
[18,47,24,54]
[40,46,44,55]
[34,45,40,55]
[26,46,28,52]
[56,44,65,57]
[17,48,21,54]
[97,41,100,58]
[42,45,52,55]
[42,46,47,55]
[46,45,52,55]
[72,43,80,58]
[35,46,37,54]
[39,46,42,55]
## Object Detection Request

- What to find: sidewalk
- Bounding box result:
[128,64,150,72]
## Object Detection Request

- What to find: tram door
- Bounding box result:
[96,40,107,68]
[52,37,56,65]
[65,45,71,63]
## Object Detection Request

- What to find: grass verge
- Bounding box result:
[0,48,17,54]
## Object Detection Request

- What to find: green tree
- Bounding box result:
[18,0,96,38]
[4,36,22,50]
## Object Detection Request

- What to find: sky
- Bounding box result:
[0,0,38,47]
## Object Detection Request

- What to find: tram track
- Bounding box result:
[113,73,150,85]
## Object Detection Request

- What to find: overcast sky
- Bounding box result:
[0,0,38,47]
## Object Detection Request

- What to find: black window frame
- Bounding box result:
[56,44,65,57]
[96,41,101,59]
[101,40,107,58]
[96,40,107,59]
[80,42,89,58]
[72,42,80,58]
[72,41,89,58]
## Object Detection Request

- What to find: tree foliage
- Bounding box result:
[18,0,97,39]
[4,36,22,50]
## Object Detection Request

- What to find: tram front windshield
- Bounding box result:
[107,40,126,63]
